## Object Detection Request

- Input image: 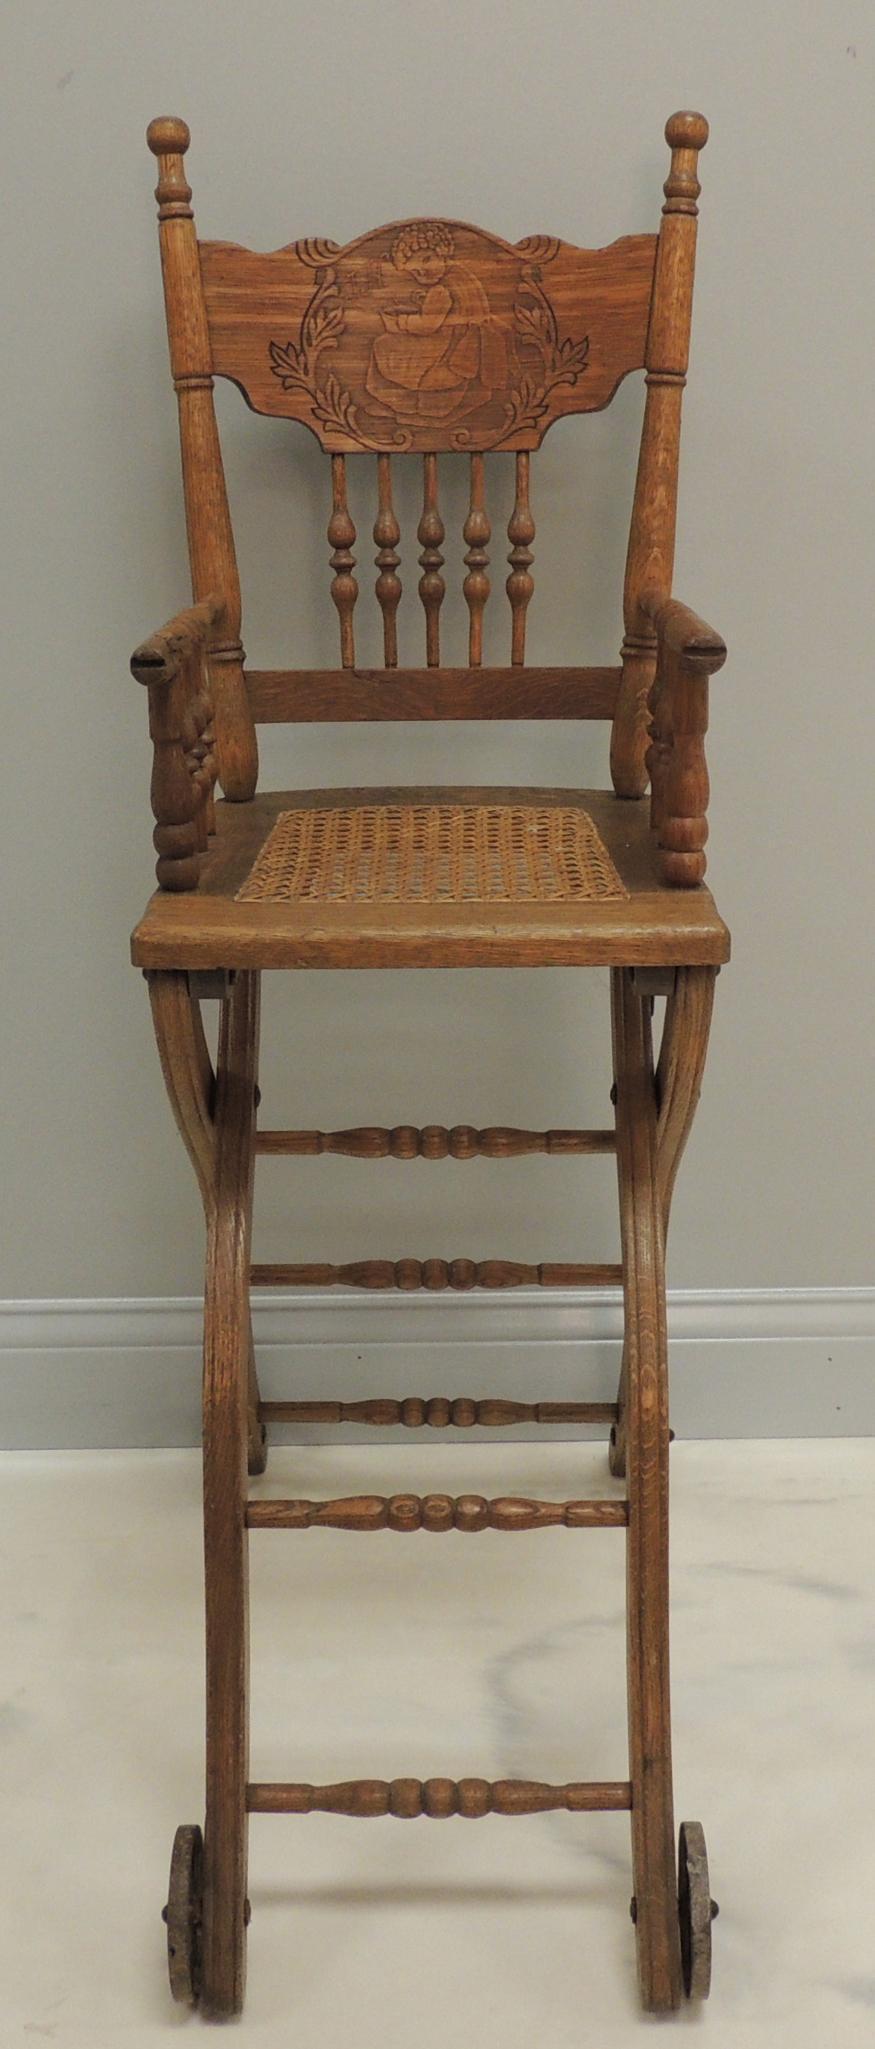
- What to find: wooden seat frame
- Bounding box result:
[134,111,728,2018]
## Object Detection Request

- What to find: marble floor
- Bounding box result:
[1,1439,873,2045]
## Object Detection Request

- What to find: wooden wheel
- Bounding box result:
[678,1820,714,1999]
[163,1823,203,2006]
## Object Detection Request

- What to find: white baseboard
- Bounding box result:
[0,1288,872,1446]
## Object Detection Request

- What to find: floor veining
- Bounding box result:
[0,1439,873,2045]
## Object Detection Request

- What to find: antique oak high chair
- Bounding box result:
[131,111,729,2018]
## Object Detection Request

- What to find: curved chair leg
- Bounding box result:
[149,970,262,2018]
[148,971,267,1478]
[199,970,260,2019]
[655,966,716,1233]
[148,969,217,1214]
[609,966,716,1478]
[612,967,682,2013]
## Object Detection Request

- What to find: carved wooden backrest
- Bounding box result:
[198,224,655,451]
[146,114,709,804]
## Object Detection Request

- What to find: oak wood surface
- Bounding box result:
[146,118,258,800]
[148,972,265,1476]
[130,785,730,969]
[132,597,224,890]
[642,593,725,886]
[254,1124,616,1157]
[139,114,727,909]
[260,1397,619,1427]
[245,1494,629,1531]
[136,110,725,2023]
[654,966,716,1227]
[198,973,260,2018]
[250,1259,622,1290]
[244,666,620,722]
[613,967,682,2010]
[199,225,656,451]
[611,112,709,799]
[463,452,490,664]
[374,453,401,664]
[247,1779,632,1815]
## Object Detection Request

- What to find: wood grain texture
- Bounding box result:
[507,453,535,664]
[642,594,725,885]
[147,970,216,1206]
[254,1124,616,1157]
[246,1494,629,1531]
[373,454,401,665]
[247,1778,632,1815]
[463,452,490,665]
[244,666,620,722]
[131,593,226,687]
[261,1397,618,1427]
[249,1260,623,1290]
[130,786,730,970]
[146,119,257,800]
[654,965,716,1227]
[612,966,682,2011]
[132,597,224,888]
[328,454,358,667]
[611,113,709,798]
[417,454,445,663]
[148,972,266,1479]
[200,224,656,451]
[198,972,260,2018]
[134,113,727,2025]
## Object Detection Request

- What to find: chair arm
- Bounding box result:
[130,595,225,891]
[640,593,726,674]
[130,593,226,688]
[639,591,727,887]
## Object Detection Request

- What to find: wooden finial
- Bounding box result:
[663,111,708,215]
[664,111,708,153]
[147,115,191,157]
[147,116,193,218]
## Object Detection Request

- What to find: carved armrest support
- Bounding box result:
[131,595,225,890]
[640,592,727,887]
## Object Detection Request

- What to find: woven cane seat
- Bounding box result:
[235,802,628,907]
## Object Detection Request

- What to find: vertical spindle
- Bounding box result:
[328,454,358,668]
[417,454,445,667]
[463,453,490,668]
[506,452,535,666]
[373,454,401,667]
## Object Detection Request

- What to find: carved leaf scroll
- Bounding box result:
[267,233,590,452]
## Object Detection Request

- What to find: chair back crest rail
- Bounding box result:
[139,113,716,888]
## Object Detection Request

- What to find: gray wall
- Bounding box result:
[3,0,874,1310]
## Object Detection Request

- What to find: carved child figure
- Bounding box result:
[366,221,516,426]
